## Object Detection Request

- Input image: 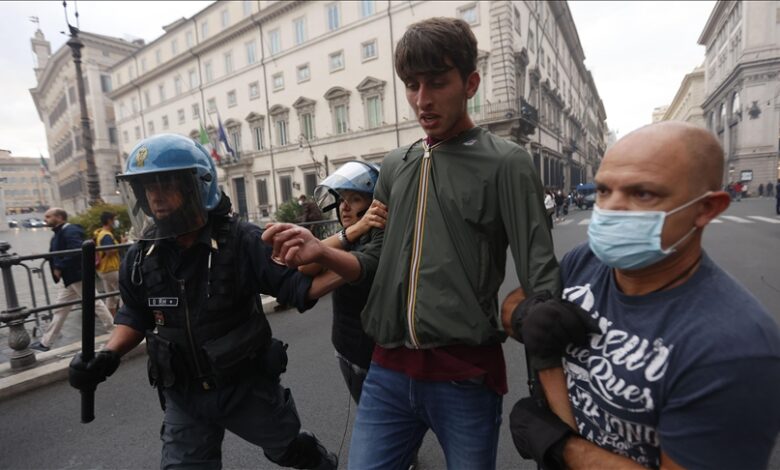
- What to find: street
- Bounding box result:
[1,197,779,469]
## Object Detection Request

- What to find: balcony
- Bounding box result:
[470,97,538,137]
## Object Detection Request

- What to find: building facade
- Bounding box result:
[110,0,607,221]
[29,29,140,214]
[660,65,705,127]
[699,0,780,188]
[0,149,55,213]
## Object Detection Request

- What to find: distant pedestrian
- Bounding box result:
[544,189,555,228]
[775,179,780,215]
[768,180,775,198]
[734,181,743,201]
[30,208,114,352]
[94,211,121,316]
[758,183,764,197]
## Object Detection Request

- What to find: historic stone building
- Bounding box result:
[29,28,140,214]
[0,149,54,213]
[110,0,606,220]
[661,65,705,127]
[699,0,780,189]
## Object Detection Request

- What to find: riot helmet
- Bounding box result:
[314,161,379,219]
[116,134,220,240]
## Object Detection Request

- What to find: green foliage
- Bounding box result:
[70,203,130,240]
[274,200,303,223]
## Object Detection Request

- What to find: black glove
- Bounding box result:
[513,297,600,370]
[510,397,573,470]
[68,350,120,391]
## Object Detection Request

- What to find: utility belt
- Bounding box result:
[145,315,285,391]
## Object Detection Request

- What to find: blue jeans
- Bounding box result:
[348,363,502,470]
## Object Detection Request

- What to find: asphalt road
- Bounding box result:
[1,197,779,469]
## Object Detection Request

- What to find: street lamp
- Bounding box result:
[63,1,102,205]
[298,135,328,178]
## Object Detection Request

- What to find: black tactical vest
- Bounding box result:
[141,216,272,390]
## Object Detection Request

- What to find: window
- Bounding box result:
[329,50,344,72]
[171,39,178,56]
[297,63,310,83]
[148,121,155,135]
[249,81,260,99]
[207,98,217,113]
[269,29,281,55]
[174,76,182,95]
[158,84,166,102]
[243,0,252,17]
[178,109,185,124]
[131,97,138,113]
[334,105,348,134]
[366,96,382,128]
[135,126,141,139]
[108,127,117,144]
[458,4,478,25]
[186,30,194,48]
[143,91,150,108]
[128,65,134,80]
[276,119,288,145]
[155,49,162,65]
[361,40,377,61]
[304,172,318,196]
[201,21,209,39]
[253,125,264,150]
[162,115,169,130]
[246,41,257,65]
[224,51,233,74]
[293,17,307,45]
[361,0,375,18]
[140,58,147,73]
[116,71,122,87]
[301,113,314,140]
[279,174,293,203]
[189,69,198,89]
[100,74,112,93]
[221,9,230,29]
[514,7,522,35]
[123,130,129,144]
[326,3,340,31]
[256,178,269,206]
[205,61,213,83]
[272,72,284,91]
[227,90,237,107]
[192,103,200,120]
[529,30,535,52]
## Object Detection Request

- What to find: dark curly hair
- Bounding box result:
[394,17,478,83]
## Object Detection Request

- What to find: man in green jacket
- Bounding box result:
[264,17,563,469]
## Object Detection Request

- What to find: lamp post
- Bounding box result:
[298,135,328,178]
[64,2,101,205]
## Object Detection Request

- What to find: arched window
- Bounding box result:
[731,92,741,119]
[719,103,726,128]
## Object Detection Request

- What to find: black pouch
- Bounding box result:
[201,313,271,375]
[145,331,178,388]
[260,338,289,380]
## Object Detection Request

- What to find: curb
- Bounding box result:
[0,296,280,402]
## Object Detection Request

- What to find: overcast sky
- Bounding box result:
[0,0,714,159]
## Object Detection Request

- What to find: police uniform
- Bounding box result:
[115,207,332,469]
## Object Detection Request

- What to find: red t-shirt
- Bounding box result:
[372,344,508,396]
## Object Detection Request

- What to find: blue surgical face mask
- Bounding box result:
[588,192,711,270]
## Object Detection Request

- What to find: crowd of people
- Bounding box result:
[54,16,779,470]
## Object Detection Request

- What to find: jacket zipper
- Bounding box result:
[179,279,209,389]
[405,141,438,347]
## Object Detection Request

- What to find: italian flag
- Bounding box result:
[199,124,220,164]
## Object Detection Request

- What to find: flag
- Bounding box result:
[39,154,49,176]
[199,124,220,164]
[217,115,236,162]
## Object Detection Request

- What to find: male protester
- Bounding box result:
[775,179,780,215]
[67,134,337,470]
[30,208,114,352]
[264,17,563,469]
[508,122,780,469]
[94,211,121,316]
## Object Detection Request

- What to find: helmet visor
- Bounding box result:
[314,161,377,212]
[117,169,208,240]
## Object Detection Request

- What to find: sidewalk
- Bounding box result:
[0,295,280,401]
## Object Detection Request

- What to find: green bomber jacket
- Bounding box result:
[353,126,561,348]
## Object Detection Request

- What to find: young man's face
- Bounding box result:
[404,64,480,140]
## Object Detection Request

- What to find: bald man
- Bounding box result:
[507,122,780,469]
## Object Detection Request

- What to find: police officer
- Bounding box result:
[68,134,337,470]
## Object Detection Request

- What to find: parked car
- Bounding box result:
[8,219,19,228]
[576,183,597,209]
[22,218,46,228]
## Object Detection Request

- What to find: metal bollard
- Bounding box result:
[0,241,36,369]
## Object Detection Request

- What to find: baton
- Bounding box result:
[80,240,96,423]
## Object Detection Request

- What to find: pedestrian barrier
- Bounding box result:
[0,241,130,370]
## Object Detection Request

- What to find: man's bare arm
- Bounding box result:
[564,438,684,470]
[104,325,145,356]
